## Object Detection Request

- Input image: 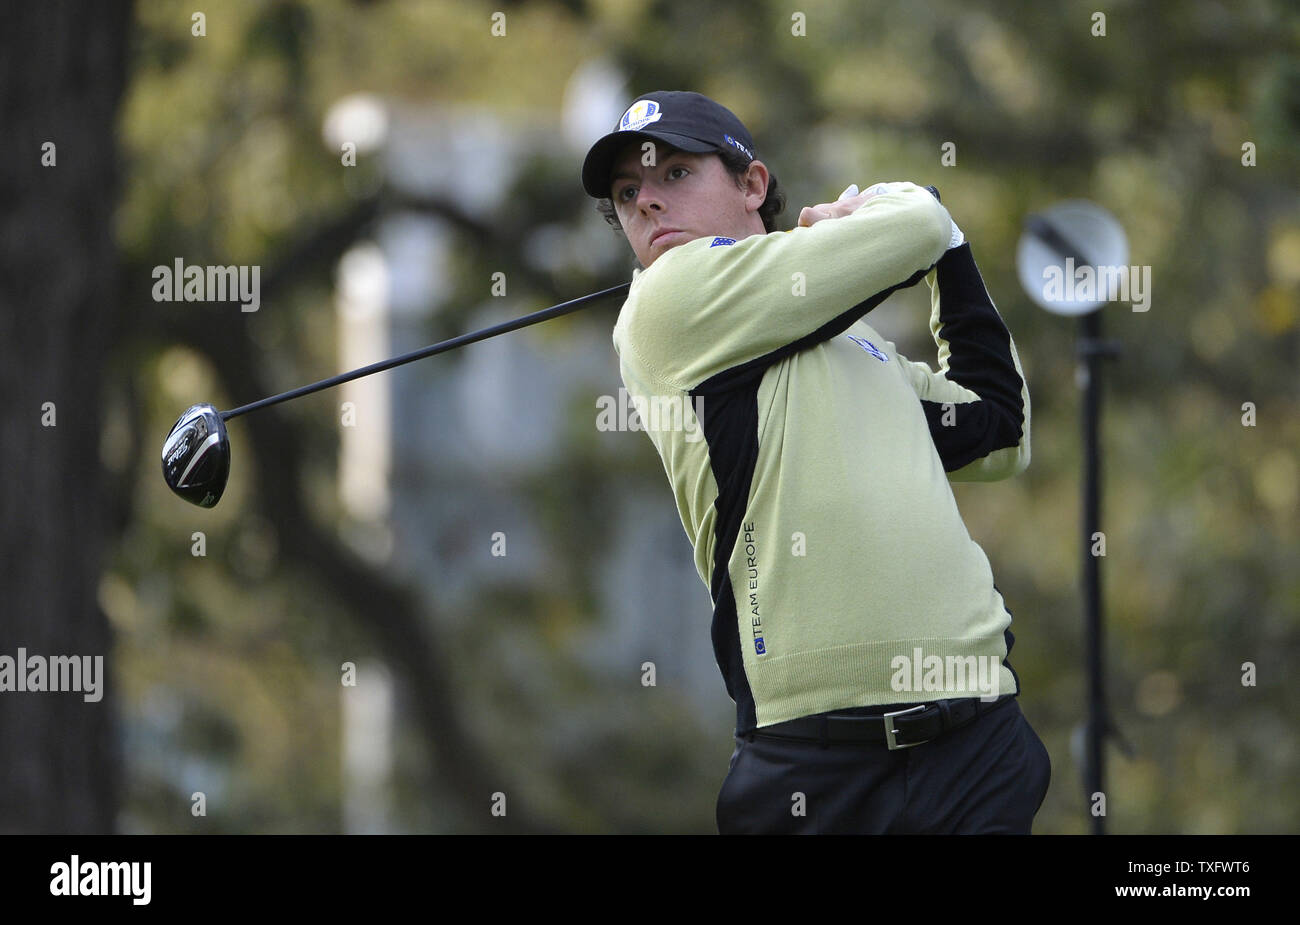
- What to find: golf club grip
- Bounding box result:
[220,282,632,421]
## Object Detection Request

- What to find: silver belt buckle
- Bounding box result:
[883,704,929,750]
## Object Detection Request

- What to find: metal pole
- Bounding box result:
[1019,201,1129,833]
[1078,309,1117,834]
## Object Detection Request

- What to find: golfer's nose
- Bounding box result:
[635,184,664,214]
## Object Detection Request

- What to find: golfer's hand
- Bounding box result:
[804,181,967,248]
[797,183,883,228]
[797,182,908,228]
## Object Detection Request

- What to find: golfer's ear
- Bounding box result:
[744,160,769,212]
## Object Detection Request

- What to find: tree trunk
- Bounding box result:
[0,0,132,833]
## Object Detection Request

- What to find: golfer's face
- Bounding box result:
[609,142,749,269]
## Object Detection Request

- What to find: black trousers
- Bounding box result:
[716,696,1051,834]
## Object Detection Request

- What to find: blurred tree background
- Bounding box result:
[3,0,1296,833]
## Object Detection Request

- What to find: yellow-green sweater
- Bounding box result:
[612,182,1031,732]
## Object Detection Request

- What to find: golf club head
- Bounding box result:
[161,403,230,508]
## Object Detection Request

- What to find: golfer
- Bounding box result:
[582,91,1050,834]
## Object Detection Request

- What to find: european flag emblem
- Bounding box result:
[709,237,736,247]
[755,637,766,655]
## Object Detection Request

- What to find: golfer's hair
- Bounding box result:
[595,147,786,235]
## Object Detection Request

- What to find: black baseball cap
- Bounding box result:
[581,90,758,198]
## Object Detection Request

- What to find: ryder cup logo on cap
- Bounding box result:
[620,100,663,132]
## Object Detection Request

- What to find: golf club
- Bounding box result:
[162,282,632,508]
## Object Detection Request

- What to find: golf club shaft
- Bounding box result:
[220,282,631,421]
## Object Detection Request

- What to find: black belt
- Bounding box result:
[749,694,1016,750]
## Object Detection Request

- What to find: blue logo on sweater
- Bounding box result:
[847,333,888,362]
[754,637,766,655]
[709,237,736,247]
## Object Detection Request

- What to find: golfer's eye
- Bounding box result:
[667,166,688,180]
